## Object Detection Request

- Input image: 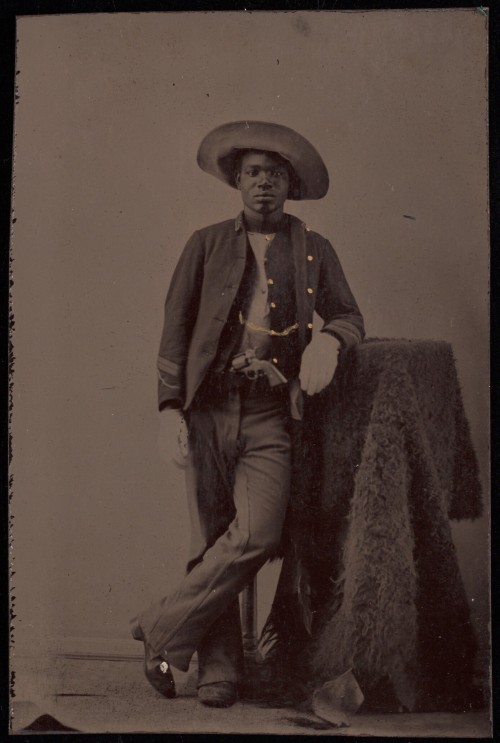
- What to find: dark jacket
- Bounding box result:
[157,212,364,411]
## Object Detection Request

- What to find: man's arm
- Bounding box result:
[157,230,205,411]
[299,238,364,395]
[315,238,365,347]
[156,231,205,466]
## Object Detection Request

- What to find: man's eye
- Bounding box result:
[272,170,286,178]
[247,169,259,176]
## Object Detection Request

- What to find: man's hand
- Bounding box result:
[299,332,341,396]
[158,408,189,468]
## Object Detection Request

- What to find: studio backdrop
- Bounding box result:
[10,8,489,689]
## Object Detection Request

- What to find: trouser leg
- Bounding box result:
[197,601,243,686]
[185,446,243,686]
[134,393,291,674]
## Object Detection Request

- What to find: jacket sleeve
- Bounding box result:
[157,231,205,410]
[316,239,365,347]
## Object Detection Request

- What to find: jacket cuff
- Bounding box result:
[158,356,182,375]
[157,357,184,411]
[159,400,183,411]
[321,319,363,348]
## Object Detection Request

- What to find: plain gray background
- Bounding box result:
[10,9,489,677]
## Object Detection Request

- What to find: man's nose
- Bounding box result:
[258,171,272,187]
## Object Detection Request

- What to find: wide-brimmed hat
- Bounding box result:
[197,121,329,200]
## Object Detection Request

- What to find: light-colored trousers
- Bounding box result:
[133,389,291,686]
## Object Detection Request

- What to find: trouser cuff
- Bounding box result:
[197,664,239,688]
[130,616,192,673]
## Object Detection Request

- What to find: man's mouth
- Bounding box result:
[254,194,275,200]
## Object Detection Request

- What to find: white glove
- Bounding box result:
[299,332,341,396]
[158,408,189,468]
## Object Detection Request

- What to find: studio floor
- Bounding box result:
[10,642,492,737]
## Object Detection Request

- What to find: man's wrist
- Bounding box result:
[319,331,342,350]
[160,407,184,422]
[160,402,183,413]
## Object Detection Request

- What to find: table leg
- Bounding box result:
[241,579,258,659]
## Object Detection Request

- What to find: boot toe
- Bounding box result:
[198,681,237,708]
[142,642,176,698]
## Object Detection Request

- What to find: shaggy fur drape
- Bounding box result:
[259,339,483,712]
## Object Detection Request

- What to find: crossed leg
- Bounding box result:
[132,392,291,684]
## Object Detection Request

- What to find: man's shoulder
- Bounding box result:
[287,213,329,245]
[194,217,238,240]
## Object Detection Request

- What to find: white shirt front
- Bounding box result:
[237,232,276,357]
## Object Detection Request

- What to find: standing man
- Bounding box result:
[131,121,364,708]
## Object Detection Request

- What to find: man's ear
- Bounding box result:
[235,172,241,189]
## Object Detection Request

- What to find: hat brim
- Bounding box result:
[197,121,329,201]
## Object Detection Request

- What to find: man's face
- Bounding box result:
[235,151,290,218]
